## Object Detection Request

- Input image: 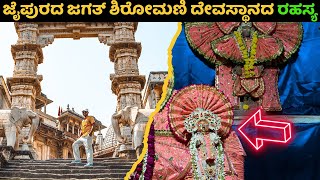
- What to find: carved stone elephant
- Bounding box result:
[111,106,153,158]
[0,107,40,150]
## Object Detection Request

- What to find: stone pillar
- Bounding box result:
[8,23,43,110]
[47,146,50,160]
[66,123,69,132]
[57,143,63,159]
[96,131,104,151]
[72,125,75,134]
[153,84,163,105]
[108,22,146,111]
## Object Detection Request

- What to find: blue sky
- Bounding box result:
[0,22,178,127]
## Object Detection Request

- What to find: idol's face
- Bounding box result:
[242,26,251,38]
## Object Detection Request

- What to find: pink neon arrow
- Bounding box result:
[238,109,292,150]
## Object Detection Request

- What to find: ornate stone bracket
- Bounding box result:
[98,34,113,45]
[37,35,54,48]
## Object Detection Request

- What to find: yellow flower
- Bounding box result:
[234,30,258,78]
[243,104,249,110]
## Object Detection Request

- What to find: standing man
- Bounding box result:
[71,109,95,167]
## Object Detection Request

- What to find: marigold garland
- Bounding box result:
[234,30,258,78]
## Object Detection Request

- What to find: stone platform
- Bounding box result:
[0,158,135,180]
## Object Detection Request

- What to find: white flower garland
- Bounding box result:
[189,133,225,180]
[139,150,148,180]
[185,108,225,180]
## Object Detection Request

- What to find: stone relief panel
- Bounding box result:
[11,85,36,97]
[118,93,142,110]
[10,84,36,110]
[114,48,138,61]
[16,23,39,44]
[149,72,168,84]
[118,83,141,94]
[118,91,142,110]
[115,56,139,75]
[11,96,35,110]
[114,22,135,42]
[14,58,36,77]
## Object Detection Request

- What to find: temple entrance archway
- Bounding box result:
[7,22,146,112]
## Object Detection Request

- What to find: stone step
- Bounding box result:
[9,158,136,163]
[0,171,127,179]
[1,168,130,174]
[5,164,133,170]
[1,157,135,179]
[9,159,135,164]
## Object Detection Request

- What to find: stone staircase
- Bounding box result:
[0,158,135,180]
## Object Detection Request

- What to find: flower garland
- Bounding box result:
[144,123,156,179]
[159,76,175,111]
[184,108,225,179]
[131,162,143,179]
[189,133,225,180]
[139,150,148,180]
[234,30,258,78]
[132,124,156,180]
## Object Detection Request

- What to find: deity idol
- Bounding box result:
[185,22,303,111]
[131,22,303,180]
[132,83,245,180]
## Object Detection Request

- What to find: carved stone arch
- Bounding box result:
[7,22,146,155]
[8,22,145,112]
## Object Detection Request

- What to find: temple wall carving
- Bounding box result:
[114,49,139,76]
[113,22,135,42]
[16,23,38,45]
[10,84,37,110]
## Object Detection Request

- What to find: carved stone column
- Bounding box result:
[57,142,63,159]
[7,23,43,110]
[153,84,163,104]
[108,22,145,111]
[7,23,43,153]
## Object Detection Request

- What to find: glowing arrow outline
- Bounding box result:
[238,109,292,150]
